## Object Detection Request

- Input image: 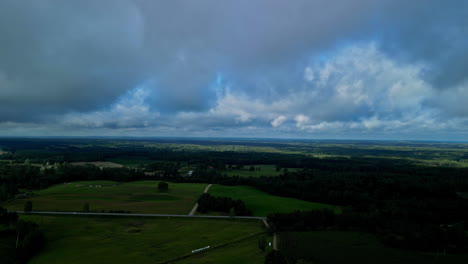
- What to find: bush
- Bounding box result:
[23,201,32,213]
[158,181,169,192]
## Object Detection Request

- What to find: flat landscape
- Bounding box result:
[4,181,206,214]
[1,138,468,263]
[21,215,268,264]
[209,184,339,216]
[1,2,468,262]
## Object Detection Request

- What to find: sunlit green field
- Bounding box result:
[4,181,206,214]
[279,231,468,264]
[21,215,266,264]
[209,185,339,216]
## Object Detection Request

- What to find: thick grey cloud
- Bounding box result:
[378,0,468,89]
[0,0,146,121]
[0,0,378,120]
[0,0,467,139]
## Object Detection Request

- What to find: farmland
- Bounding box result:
[209,184,339,217]
[4,181,206,214]
[1,137,468,263]
[21,215,268,264]
[177,235,270,264]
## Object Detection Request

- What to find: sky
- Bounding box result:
[0,0,467,141]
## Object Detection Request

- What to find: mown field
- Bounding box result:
[21,215,267,264]
[176,235,270,264]
[279,231,468,264]
[224,165,298,177]
[4,181,206,214]
[209,185,339,217]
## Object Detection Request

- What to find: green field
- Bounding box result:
[21,215,266,264]
[279,231,468,264]
[4,181,206,214]
[177,235,271,264]
[224,165,298,177]
[209,185,339,216]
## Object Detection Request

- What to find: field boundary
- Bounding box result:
[15,211,266,220]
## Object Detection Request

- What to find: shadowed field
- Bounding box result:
[279,231,468,264]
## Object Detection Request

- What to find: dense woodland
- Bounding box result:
[1,138,468,254]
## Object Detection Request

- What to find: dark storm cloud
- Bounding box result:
[0,0,379,120]
[0,0,147,121]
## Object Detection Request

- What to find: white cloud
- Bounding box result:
[3,41,467,140]
[61,84,159,128]
[271,115,287,127]
[304,67,314,82]
[166,42,465,137]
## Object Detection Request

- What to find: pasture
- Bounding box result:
[4,181,206,214]
[21,215,266,264]
[208,185,339,216]
[279,231,468,264]
[177,235,270,264]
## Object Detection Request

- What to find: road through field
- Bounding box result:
[15,210,265,220]
[188,183,213,215]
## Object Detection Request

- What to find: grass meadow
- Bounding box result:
[21,215,266,264]
[4,181,207,214]
[176,234,271,264]
[208,184,339,217]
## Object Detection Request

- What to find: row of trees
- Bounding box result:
[197,193,252,216]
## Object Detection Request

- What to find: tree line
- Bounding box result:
[197,193,252,216]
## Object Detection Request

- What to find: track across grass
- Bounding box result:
[4,181,206,214]
[176,234,271,264]
[209,185,339,217]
